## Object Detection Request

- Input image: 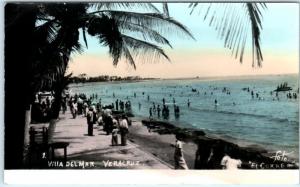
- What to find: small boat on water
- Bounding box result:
[274,82,292,92]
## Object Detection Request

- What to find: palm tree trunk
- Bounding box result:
[22,104,31,165]
[51,87,63,119]
[5,4,37,169]
[24,105,31,146]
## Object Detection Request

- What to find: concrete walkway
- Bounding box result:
[50,111,171,169]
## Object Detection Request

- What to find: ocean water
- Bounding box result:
[69,74,299,159]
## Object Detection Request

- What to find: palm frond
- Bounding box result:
[189,3,198,14]
[247,3,264,67]
[163,3,169,17]
[33,47,67,91]
[87,15,123,65]
[72,40,84,54]
[121,34,170,67]
[91,3,160,13]
[35,19,58,45]
[190,3,266,67]
[117,21,172,48]
[82,27,88,48]
[101,10,195,40]
[121,42,136,69]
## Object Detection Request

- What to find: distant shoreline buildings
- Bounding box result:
[70,74,158,84]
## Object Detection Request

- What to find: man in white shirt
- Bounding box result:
[220,154,242,170]
[174,138,188,169]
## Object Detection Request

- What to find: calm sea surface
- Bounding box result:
[69,74,299,159]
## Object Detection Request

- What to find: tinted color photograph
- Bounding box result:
[4,2,299,172]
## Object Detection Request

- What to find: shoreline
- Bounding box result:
[132,113,299,161]
[127,117,299,169]
[69,73,298,86]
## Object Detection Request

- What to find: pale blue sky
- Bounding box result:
[80,3,298,53]
[69,3,299,78]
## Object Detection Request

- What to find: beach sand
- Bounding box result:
[128,117,299,170]
[128,118,197,169]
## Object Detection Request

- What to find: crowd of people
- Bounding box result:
[64,92,131,146]
[31,92,55,123]
[149,100,181,120]
[242,86,299,101]
[286,92,298,99]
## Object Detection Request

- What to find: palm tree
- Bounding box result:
[5,2,195,168]
[5,3,39,169]
[164,3,266,67]
[34,2,195,118]
[33,2,194,121]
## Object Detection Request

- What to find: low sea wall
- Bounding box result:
[141,119,298,169]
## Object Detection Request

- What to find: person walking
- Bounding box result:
[92,105,97,124]
[111,118,119,146]
[119,114,129,146]
[106,114,114,135]
[87,107,94,136]
[174,137,188,169]
[115,99,119,111]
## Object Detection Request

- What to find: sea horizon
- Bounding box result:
[70,72,298,84]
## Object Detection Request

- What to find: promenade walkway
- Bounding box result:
[50,111,171,169]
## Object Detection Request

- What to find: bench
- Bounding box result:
[49,142,70,166]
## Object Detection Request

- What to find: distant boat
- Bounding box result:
[274,82,292,92]
[192,88,197,92]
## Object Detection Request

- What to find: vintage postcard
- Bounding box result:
[3,1,299,184]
